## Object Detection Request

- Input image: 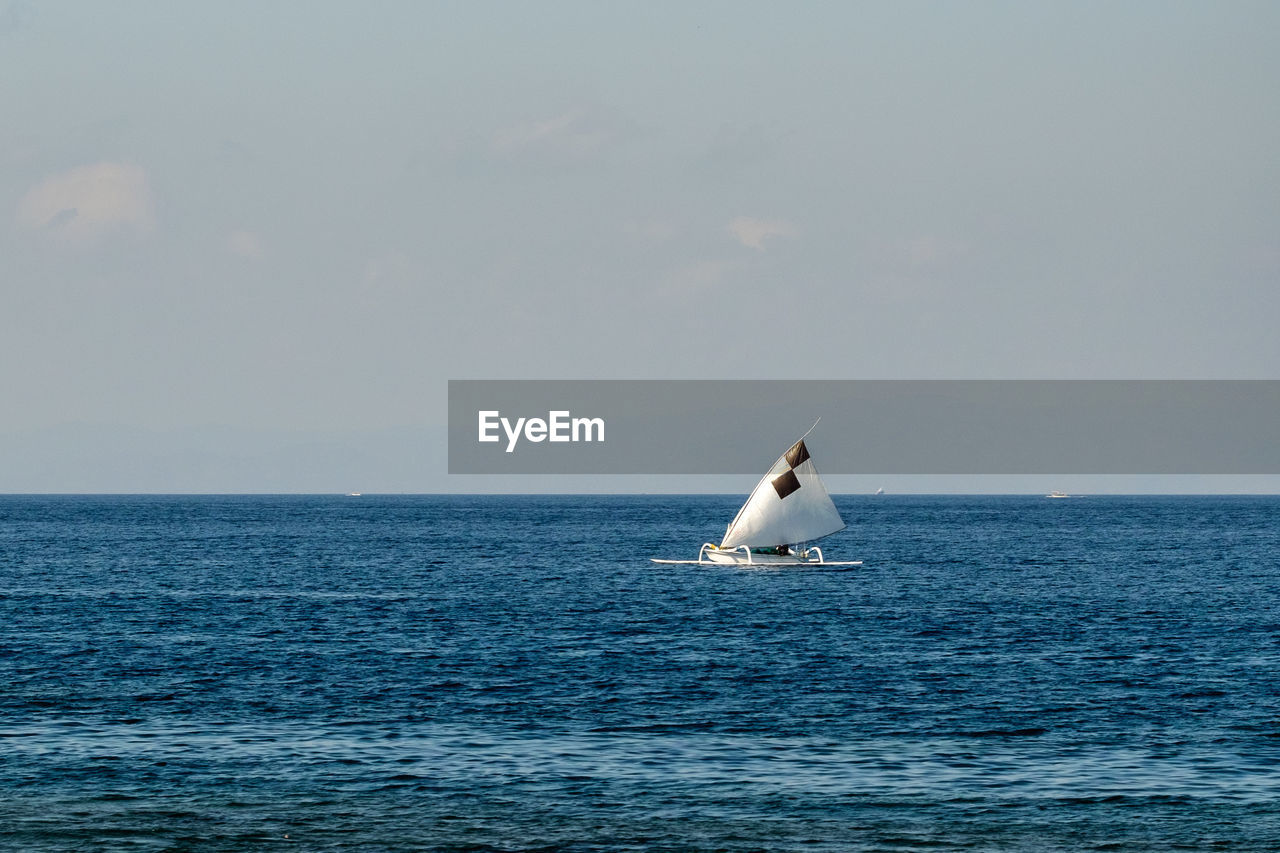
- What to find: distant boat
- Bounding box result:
[346,492,362,497]
[652,421,861,567]
[875,487,884,495]
[1046,491,1068,498]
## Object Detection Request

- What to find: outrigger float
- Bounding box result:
[652,421,861,567]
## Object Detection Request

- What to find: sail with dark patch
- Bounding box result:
[720,434,845,549]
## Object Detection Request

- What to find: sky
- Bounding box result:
[2,1,1278,492]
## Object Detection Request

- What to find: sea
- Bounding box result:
[1,494,1278,851]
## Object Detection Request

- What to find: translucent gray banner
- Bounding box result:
[448,380,1280,475]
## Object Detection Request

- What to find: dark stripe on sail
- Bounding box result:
[785,440,810,468]
[772,469,801,499]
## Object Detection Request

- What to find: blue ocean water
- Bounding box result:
[1,494,1279,851]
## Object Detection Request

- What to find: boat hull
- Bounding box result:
[650,556,862,566]
[704,549,816,565]
[651,543,861,567]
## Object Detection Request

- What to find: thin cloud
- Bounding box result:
[492,107,622,160]
[1245,243,1280,273]
[904,235,970,269]
[1,1,35,36]
[660,258,742,297]
[226,229,263,260]
[726,217,796,251]
[621,219,678,244]
[15,162,155,248]
[359,253,415,292]
[43,208,79,230]
[876,235,971,271]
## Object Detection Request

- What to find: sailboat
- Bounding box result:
[652,422,861,567]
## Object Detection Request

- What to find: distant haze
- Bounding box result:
[3,2,1277,492]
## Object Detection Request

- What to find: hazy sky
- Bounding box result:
[3,2,1278,490]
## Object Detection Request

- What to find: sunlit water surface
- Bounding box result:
[2,495,1278,850]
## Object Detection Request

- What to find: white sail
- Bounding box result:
[720,436,845,548]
